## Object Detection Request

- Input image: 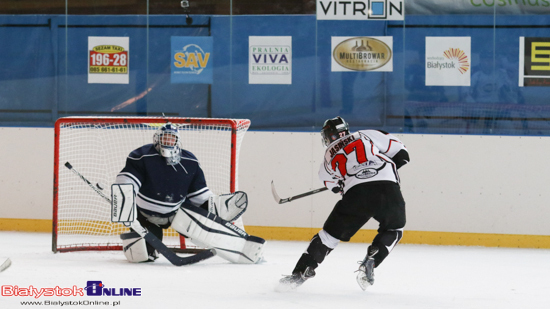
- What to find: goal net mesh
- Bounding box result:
[53,117,250,252]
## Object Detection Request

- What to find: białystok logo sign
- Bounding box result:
[425,36,470,86]
[440,48,470,74]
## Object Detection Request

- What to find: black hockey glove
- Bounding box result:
[331,180,344,194]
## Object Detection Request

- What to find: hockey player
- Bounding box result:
[278,116,409,291]
[116,122,264,264]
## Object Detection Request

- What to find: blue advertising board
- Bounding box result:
[171,36,213,84]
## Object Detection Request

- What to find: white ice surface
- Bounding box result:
[1,231,549,309]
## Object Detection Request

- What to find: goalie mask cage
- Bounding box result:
[52,116,251,253]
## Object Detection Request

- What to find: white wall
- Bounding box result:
[0,127,53,220]
[239,132,550,236]
[2,127,549,236]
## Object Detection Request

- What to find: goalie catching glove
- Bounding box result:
[208,191,248,222]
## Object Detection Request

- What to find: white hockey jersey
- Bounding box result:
[319,130,408,194]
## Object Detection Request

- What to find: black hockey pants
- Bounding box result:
[323,181,406,267]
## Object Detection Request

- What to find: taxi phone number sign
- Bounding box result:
[89,46,128,73]
[88,37,129,84]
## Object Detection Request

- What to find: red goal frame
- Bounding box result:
[52,116,250,253]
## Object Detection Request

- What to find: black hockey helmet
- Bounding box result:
[321,116,350,146]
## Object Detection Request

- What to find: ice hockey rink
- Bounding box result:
[0,231,549,309]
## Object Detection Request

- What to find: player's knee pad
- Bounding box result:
[307,233,334,264]
[374,228,403,250]
[293,233,334,273]
[171,205,265,264]
[120,231,149,263]
[372,228,403,266]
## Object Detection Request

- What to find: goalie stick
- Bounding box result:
[270,181,328,204]
[0,258,11,272]
[64,162,215,266]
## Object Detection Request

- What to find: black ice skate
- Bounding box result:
[276,267,316,292]
[146,250,159,262]
[356,246,379,290]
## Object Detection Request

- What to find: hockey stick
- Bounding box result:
[270,181,328,204]
[64,162,215,266]
[0,258,11,272]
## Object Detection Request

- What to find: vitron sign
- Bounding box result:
[317,0,404,20]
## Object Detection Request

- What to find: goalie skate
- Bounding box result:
[276,267,315,292]
[356,247,378,291]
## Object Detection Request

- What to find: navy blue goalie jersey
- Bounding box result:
[115,144,213,217]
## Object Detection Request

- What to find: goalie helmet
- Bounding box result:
[321,116,350,146]
[153,122,181,165]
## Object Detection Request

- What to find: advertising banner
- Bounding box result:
[171,36,213,84]
[88,37,129,84]
[317,0,404,20]
[249,36,292,85]
[519,37,550,87]
[331,36,393,72]
[405,0,550,15]
[425,36,471,86]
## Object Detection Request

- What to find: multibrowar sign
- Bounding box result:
[331,36,393,72]
[317,0,404,20]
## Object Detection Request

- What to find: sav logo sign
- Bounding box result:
[171,36,213,84]
[519,37,550,87]
[317,0,404,20]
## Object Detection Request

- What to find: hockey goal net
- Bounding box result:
[53,116,251,253]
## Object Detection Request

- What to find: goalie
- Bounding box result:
[114,122,264,264]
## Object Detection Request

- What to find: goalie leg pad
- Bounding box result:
[171,205,264,264]
[120,231,150,263]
